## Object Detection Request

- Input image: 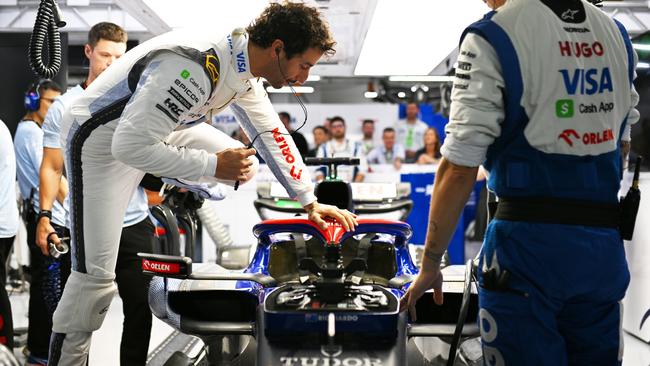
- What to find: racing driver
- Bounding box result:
[47,3,357,364]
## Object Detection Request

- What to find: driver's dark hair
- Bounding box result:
[246,2,336,59]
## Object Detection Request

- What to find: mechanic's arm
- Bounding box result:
[57,176,68,204]
[424,159,478,257]
[232,80,356,230]
[111,52,253,182]
[36,147,65,255]
[400,32,504,319]
[621,47,640,169]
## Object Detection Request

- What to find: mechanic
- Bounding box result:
[48,3,357,364]
[0,119,19,353]
[13,79,66,365]
[400,0,638,364]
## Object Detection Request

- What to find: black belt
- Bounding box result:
[494,196,620,228]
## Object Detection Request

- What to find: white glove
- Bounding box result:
[161,177,227,201]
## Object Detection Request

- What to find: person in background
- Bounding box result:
[323,117,332,132]
[366,127,405,170]
[0,119,19,353]
[395,102,429,163]
[13,80,66,366]
[309,125,330,157]
[415,127,442,165]
[278,111,309,157]
[360,119,376,154]
[316,116,366,182]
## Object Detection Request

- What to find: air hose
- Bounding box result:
[29,0,66,78]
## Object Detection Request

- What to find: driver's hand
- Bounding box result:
[215,147,257,181]
[36,218,58,256]
[304,201,358,231]
[399,264,444,322]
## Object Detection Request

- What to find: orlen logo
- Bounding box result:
[559,67,613,95]
[558,41,604,57]
[271,127,303,181]
[558,128,614,147]
[142,259,180,274]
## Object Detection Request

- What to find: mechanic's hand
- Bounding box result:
[36,218,57,256]
[399,264,444,322]
[215,147,257,181]
[305,201,358,231]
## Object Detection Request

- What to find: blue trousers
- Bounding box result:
[478,220,630,366]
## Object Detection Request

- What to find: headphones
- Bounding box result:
[24,79,52,112]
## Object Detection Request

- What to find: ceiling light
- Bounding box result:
[364,91,378,99]
[266,86,314,94]
[306,75,321,82]
[389,76,455,82]
[638,62,650,69]
[355,0,487,76]
[397,91,406,98]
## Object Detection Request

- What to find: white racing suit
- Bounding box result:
[50,28,315,365]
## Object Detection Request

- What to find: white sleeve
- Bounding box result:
[622,49,640,142]
[111,52,217,181]
[231,79,316,206]
[441,32,505,167]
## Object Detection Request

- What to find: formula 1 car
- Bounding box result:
[142,157,480,366]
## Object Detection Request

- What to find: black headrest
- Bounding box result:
[314,180,353,212]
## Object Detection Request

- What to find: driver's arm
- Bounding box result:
[231,79,316,207]
[111,52,220,181]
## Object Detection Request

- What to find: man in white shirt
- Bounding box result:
[366,127,405,170]
[360,119,376,154]
[0,120,19,352]
[316,116,366,182]
[13,80,66,365]
[394,102,429,163]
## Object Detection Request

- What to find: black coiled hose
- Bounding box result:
[29,0,66,78]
